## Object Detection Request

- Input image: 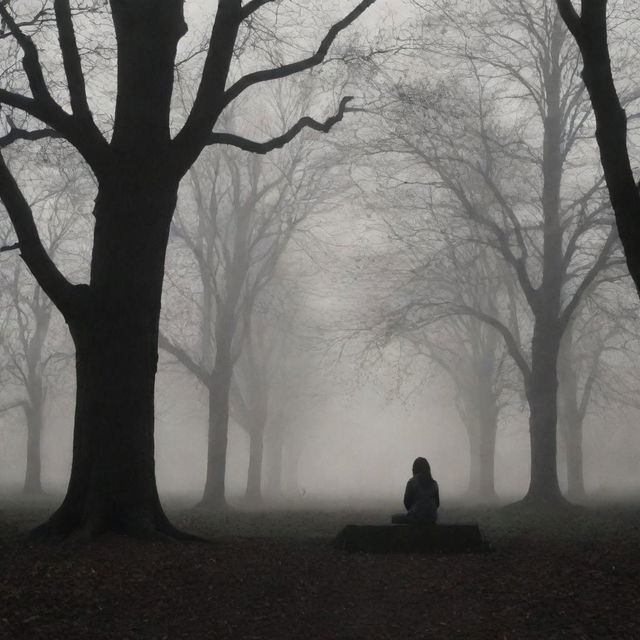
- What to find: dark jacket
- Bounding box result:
[403,473,439,522]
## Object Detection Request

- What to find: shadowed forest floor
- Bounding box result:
[1,496,639,639]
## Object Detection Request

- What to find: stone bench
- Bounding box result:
[333,523,485,553]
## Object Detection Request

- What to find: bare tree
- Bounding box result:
[229,278,316,505]
[160,91,338,508]
[391,246,517,502]
[0,0,377,537]
[231,299,287,505]
[558,280,640,499]
[371,0,624,504]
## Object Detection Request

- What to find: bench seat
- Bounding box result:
[333,523,485,553]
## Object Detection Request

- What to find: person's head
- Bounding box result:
[412,456,432,478]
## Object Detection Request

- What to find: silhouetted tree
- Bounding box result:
[558,281,640,499]
[231,307,283,505]
[0,0,377,537]
[557,0,640,294]
[230,283,311,505]
[161,97,336,508]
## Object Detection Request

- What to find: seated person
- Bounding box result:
[391,457,440,524]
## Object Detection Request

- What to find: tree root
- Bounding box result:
[30,506,207,543]
[502,492,584,513]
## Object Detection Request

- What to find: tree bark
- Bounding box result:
[34,178,191,538]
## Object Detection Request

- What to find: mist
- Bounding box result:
[1,0,640,523]
[4,1,640,638]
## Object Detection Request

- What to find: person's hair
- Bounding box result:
[412,456,433,479]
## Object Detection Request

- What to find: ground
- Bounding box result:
[1,496,639,639]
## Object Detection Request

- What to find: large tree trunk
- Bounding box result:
[34,180,190,538]
[31,1,195,539]
[23,399,43,494]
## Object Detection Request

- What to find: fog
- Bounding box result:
[2,0,640,519]
[3,290,640,507]
[3,355,640,506]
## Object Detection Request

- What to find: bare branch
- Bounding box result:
[54,0,92,121]
[555,0,583,42]
[0,5,108,166]
[0,153,78,316]
[559,227,618,331]
[0,123,62,148]
[0,3,52,103]
[172,0,244,167]
[175,0,376,170]
[223,0,377,107]
[453,304,532,385]
[0,88,108,171]
[0,399,28,415]
[208,96,354,154]
[158,333,209,385]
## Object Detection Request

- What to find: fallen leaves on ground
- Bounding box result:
[0,502,639,639]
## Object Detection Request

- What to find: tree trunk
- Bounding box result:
[244,422,265,505]
[23,400,43,494]
[466,408,498,502]
[23,297,50,496]
[264,425,285,499]
[34,180,191,539]
[284,438,303,497]
[523,323,565,505]
[29,1,198,539]
[564,415,585,501]
[557,2,640,295]
[197,209,251,510]
[520,16,567,507]
[558,332,587,502]
[199,359,233,509]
